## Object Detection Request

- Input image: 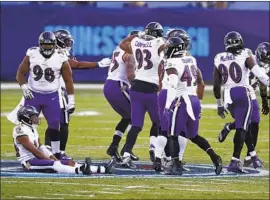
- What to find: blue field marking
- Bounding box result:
[1,160,269,179]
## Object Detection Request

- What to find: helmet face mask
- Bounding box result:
[167,29,192,51]
[54,29,74,51]
[224,31,244,54]
[38,31,57,58]
[144,22,163,38]
[17,105,40,126]
[255,42,270,66]
[164,37,186,59]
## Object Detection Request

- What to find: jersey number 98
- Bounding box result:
[33,65,55,82]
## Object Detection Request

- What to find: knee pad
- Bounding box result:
[116,118,131,133]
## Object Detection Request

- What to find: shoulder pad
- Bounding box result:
[13,125,28,138]
[26,47,38,56]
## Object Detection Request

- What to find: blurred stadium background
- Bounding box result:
[1,1,269,83]
[1,1,269,199]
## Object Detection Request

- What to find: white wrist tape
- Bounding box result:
[68,94,75,103]
[251,65,269,87]
[216,99,223,107]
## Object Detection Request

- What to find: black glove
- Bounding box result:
[261,96,269,115]
[217,106,228,119]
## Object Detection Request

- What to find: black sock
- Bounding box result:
[164,137,170,158]
[123,126,141,153]
[169,136,179,159]
[191,135,218,162]
[229,122,236,130]
[45,128,51,146]
[111,118,130,146]
[60,123,69,151]
[233,128,246,159]
[250,122,259,148]
[150,123,159,137]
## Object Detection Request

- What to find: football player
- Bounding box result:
[16,31,74,159]
[104,30,140,162]
[119,22,166,167]
[164,37,222,175]
[154,29,191,172]
[13,105,115,175]
[213,31,269,173]
[218,42,269,167]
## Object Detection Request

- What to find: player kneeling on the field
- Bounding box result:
[13,105,116,175]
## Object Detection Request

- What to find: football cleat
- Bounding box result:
[81,157,92,175]
[243,158,253,167]
[170,159,183,175]
[213,155,223,175]
[251,155,263,169]
[106,145,122,162]
[59,152,72,160]
[120,147,139,161]
[105,156,117,174]
[121,154,136,169]
[153,157,162,172]
[218,123,231,143]
[227,160,244,173]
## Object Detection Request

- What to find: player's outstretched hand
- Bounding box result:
[21,84,34,100]
[67,95,75,114]
[217,106,228,119]
[138,31,145,38]
[261,97,269,115]
[98,58,111,68]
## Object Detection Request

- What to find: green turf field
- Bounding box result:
[1,88,269,199]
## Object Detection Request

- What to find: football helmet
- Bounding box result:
[17,105,40,126]
[224,31,244,54]
[54,29,74,51]
[144,22,163,38]
[38,31,57,58]
[166,29,191,50]
[164,37,186,59]
[255,42,270,67]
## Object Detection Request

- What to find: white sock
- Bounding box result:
[249,151,256,157]
[155,136,167,159]
[60,151,65,154]
[123,152,130,157]
[114,130,123,137]
[245,156,251,161]
[178,136,187,161]
[149,136,157,149]
[51,141,60,154]
[53,161,76,174]
[90,166,106,173]
[232,157,240,161]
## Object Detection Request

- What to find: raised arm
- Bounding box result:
[196,68,205,100]
[119,35,136,54]
[68,57,111,69]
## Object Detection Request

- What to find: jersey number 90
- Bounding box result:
[218,62,242,84]
[33,65,55,82]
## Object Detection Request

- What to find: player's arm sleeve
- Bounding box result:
[251,65,270,87]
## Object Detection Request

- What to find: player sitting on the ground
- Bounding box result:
[13,105,116,175]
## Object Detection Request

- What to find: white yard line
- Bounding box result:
[15,196,63,199]
[50,193,95,197]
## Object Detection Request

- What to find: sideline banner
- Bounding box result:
[1,5,269,82]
